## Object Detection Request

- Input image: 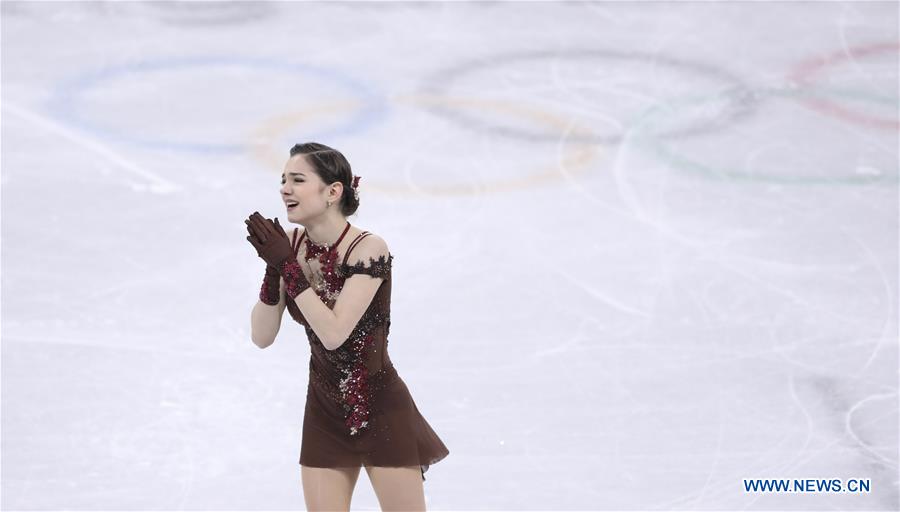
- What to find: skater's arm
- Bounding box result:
[250,277,287,349]
[293,235,388,351]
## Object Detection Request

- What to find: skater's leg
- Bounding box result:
[364,465,426,512]
[301,465,361,512]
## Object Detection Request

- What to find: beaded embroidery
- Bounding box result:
[304,244,343,304]
[305,329,387,437]
[339,331,375,434]
[335,256,393,436]
[280,258,309,299]
[289,227,395,437]
[336,254,394,281]
[309,360,398,412]
[301,222,352,305]
[259,268,280,305]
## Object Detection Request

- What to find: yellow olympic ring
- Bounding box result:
[247,93,603,196]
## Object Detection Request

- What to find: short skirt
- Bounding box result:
[299,364,449,481]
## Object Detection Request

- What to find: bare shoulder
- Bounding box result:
[343,232,391,281]
[349,232,390,263]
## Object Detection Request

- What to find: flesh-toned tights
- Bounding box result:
[301,465,426,512]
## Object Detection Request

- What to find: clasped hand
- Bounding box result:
[245,212,294,269]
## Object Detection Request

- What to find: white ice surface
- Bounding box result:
[2,1,898,510]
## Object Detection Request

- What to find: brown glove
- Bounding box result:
[245,212,311,300]
[257,265,281,306]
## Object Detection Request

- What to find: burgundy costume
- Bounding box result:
[284,226,449,481]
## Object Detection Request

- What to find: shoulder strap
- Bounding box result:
[342,231,372,265]
[293,228,306,256]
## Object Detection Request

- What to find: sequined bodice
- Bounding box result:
[284,227,394,436]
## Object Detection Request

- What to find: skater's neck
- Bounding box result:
[304,215,350,247]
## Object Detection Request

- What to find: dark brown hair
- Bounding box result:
[289,142,359,217]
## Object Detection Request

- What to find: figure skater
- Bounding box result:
[245,142,449,512]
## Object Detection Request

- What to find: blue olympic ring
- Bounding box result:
[45,55,389,154]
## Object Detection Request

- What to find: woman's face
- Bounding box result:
[280,155,340,222]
